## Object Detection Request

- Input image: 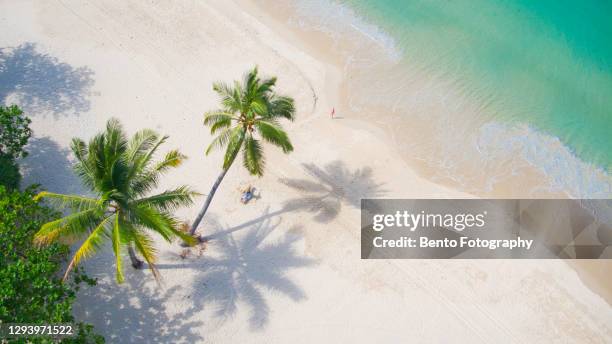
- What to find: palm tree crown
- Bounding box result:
[34,119,197,283]
[189,67,296,236]
[204,66,295,175]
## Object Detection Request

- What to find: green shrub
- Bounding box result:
[0,155,21,190]
[0,186,104,343]
[0,105,32,159]
[0,105,31,191]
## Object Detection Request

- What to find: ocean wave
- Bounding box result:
[477,122,612,198]
[288,0,402,61]
[285,0,612,199]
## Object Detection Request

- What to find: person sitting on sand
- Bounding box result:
[241,185,256,204]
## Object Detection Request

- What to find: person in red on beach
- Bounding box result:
[331,107,335,119]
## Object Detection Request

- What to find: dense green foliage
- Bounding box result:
[0,107,102,342]
[35,119,197,283]
[0,186,104,343]
[0,155,21,190]
[0,105,32,159]
[0,105,31,190]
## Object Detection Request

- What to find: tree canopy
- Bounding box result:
[189,67,296,235]
[0,185,104,343]
[0,105,31,190]
[204,66,295,176]
[35,119,197,283]
[0,105,32,159]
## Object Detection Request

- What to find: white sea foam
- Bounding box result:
[288,0,402,62]
[477,122,612,198]
[286,0,612,199]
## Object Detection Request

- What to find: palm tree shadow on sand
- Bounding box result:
[159,216,316,331]
[74,161,375,337]
[280,161,386,223]
[203,160,385,241]
[0,43,94,117]
[73,270,205,343]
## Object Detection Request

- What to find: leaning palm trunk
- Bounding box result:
[190,67,295,238]
[128,245,143,269]
[189,168,228,236]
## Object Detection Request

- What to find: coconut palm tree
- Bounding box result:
[189,67,295,236]
[34,119,198,283]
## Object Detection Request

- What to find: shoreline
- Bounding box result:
[1,0,611,342]
[248,0,612,200]
[245,0,612,305]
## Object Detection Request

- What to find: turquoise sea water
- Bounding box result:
[283,0,612,196]
[342,0,612,172]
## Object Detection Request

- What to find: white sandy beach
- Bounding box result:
[1,0,611,342]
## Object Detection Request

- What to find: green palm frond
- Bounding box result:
[213,82,242,112]
[233,80,246,112]
[130,228,161,281]
[250,98,268,117]
[71,137,89,163]
[138,135,168,168]
[36,118,197,283]
[127,149,187,197]
[203,67,295,178]
[109,158,131,193]
[127,204,177,242]
[34,192,100,212]
[254,120,293,153]
[127,137,178,194]
[34,207,106,246]
[257,76,277,96]
[129,135,168,179]
[134,186,198,212]
[223,127,245,169]
[112,214,124,283]
[127,129,159,161]
[173,228,197,246]
[204,111,234,134]
[63,215,113,281]
[129,169,161,197]
[269,95,295,121]
[244,66,259,92]
[153,150,186,172]
[131,204,196,245]
[103,118,128,160]
[242,135,264,176]
[86,134,107,188]
[70,138,96,189]
[205,127,234,155]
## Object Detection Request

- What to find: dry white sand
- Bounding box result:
[1,0,611,342]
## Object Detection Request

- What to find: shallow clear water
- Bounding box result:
[283,0,612,197]
[343,0,612,170]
